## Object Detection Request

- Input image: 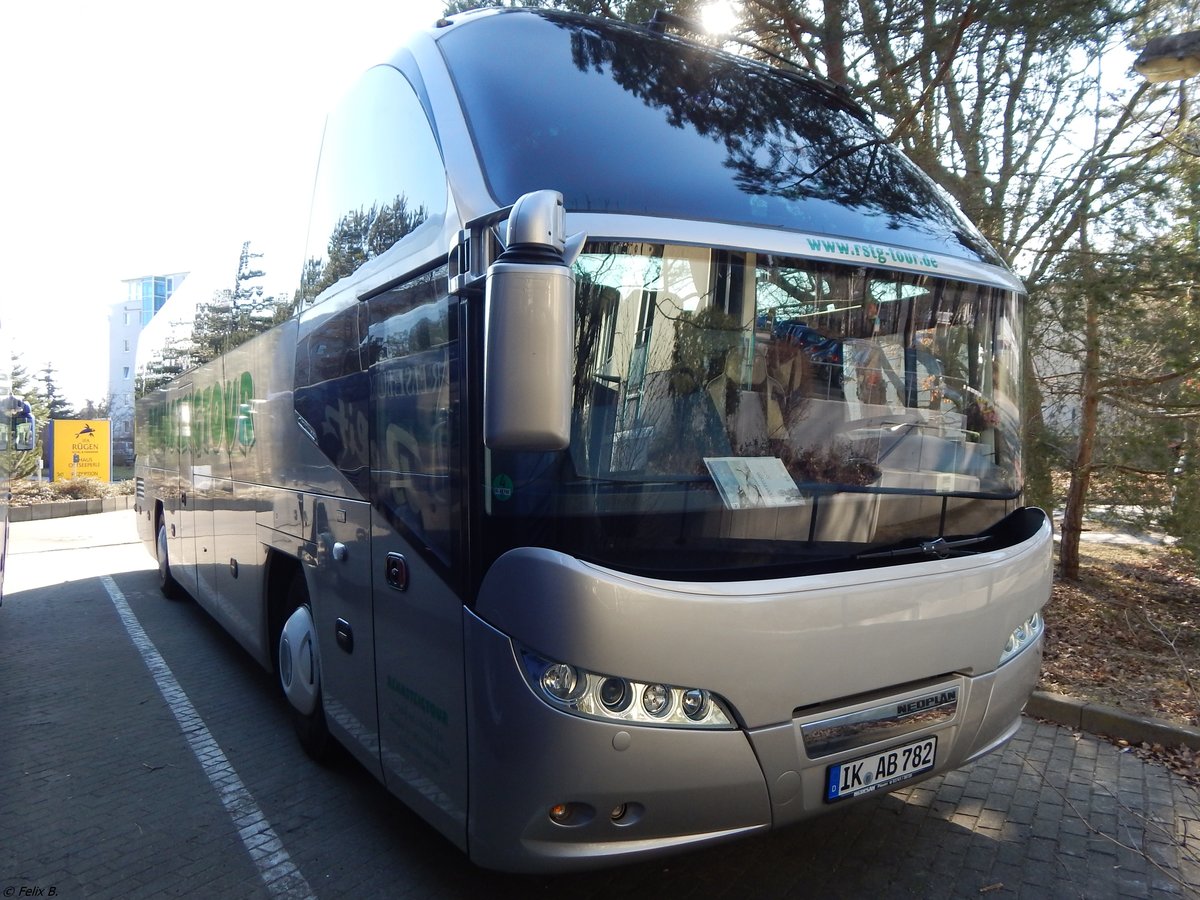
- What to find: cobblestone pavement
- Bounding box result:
[1,512,1198,898]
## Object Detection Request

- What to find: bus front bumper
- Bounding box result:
[463,610,1042,873]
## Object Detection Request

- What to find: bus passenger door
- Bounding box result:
[366,279,469,850]
[292,296,382,779]
[304,495,380,779]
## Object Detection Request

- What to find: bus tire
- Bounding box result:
[156,519,184,599]
[278,572,335,763]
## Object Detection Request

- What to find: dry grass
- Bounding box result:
[1044,540,1200,727]
[1043,537,1200,782]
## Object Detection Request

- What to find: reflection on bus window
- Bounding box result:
[569,244,1021,496]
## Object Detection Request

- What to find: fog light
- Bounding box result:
[541,663,582,701]
[610,803,628,822]
[546,801,594,827]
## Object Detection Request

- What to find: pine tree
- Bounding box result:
[298,196,429,304]
[77,397,110,420]
[39,363,74,419]
[191,241,300,365]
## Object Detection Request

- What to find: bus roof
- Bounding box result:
[431,8,1005,270]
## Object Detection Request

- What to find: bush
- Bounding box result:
[8,478,135,507]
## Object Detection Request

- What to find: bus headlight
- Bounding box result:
[642,683,671,717]
[999,611,1044,666]
[681,688,710,721]
[599,676,631,711]
[519,648,736,729]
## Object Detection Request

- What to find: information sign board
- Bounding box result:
[51,419,111,482]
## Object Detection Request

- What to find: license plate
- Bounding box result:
[825,735,937,802]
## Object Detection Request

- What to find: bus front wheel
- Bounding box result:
[156,520,184,599]
[278,573,335,762]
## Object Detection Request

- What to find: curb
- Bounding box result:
[7,495,137,522]
[1027,690,1200,750]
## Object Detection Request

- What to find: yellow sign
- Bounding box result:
[52,419,111,482]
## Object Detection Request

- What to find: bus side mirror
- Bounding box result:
[483,190,584,451]
[13,414,35,451]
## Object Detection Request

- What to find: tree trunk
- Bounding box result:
[1058,289,1101,579]
[822,0,847,85]
[1021,353,1054,515]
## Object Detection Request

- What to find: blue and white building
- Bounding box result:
[108,272,187,465]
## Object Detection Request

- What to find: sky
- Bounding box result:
[0,0,446,408]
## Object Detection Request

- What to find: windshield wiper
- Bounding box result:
[856,535,991,560]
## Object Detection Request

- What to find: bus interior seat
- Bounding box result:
[706,348,787,455]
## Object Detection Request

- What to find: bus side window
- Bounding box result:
[299,65,447,306]
[366,268,459,568]
[294,298,369,492]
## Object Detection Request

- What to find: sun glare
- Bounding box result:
[701,1,740,34]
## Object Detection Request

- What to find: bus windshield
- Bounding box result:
[483,242,1023,579]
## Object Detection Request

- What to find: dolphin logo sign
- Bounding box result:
[76,423,96,439]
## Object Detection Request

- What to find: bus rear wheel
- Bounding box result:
[278,572,335,763]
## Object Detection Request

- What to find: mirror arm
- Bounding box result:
[449,206,513,297]
[449,199,585,296]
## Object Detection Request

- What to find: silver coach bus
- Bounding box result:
[134,8,1051,873]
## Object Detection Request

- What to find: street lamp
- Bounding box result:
[1134,30,1200,83]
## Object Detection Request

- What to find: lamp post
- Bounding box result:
[1134,30,1200,83]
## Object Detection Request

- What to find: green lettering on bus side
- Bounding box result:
[239,371,255,450]
[211,381,224,454]
[223,378,237,450]
[144,373,257,456]
[193,387,204,453]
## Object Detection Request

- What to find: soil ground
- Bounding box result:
[1043,536,1200,783]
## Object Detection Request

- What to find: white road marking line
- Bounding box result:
[101,575,316,899]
